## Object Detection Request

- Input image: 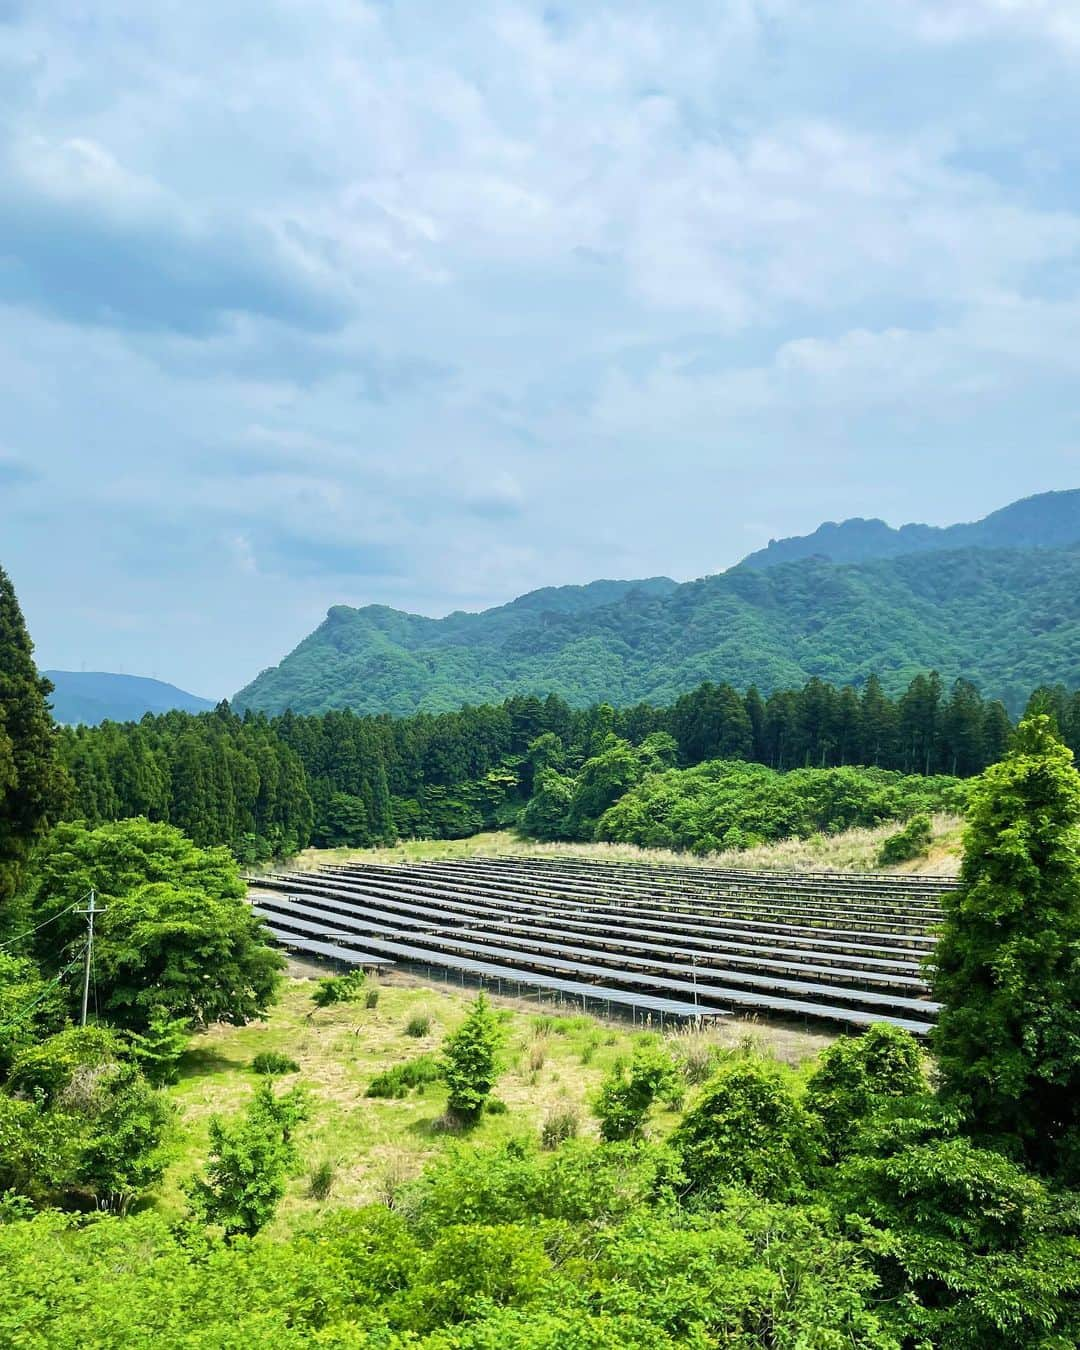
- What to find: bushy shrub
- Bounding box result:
[251,1051,300,1076]
[311,968,366,1008]
[673,1056,818,1200]
[484,1097,508,1116]
[364,988,380,1009]
[365,1054,441,1099]
[594,1041,679,1142]
[804,1024,925,1161]
[876,812,933,866]
[405,1013,432,1038]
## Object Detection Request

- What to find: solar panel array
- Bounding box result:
[251,855,956,1033]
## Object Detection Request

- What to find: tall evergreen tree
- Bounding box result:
[0,566,66,910]
[931,716,1080,1181]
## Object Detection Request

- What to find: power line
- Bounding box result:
[0,901,82,952]
[0,948,87,1032]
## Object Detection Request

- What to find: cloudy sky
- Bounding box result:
[3,1,1080,697]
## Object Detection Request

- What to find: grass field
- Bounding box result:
[283,814,964,876]
[163,972,833,1237]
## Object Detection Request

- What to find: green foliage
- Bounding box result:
[836,1137,1080,1348]
[932,715,1080,1180]
[594,1040,680,1142]
[0,1027,173,1213]
[366,1053,441,1098]
[440,993,503,1124]
[251,1050,300,1076]
[804,1024,926,1161]
[596,758,961,854]
[30,818,282,1033]
[673,1055,819,1200]
[875,811,933,865]
[120,1009,191,1085]
[0,565,67,912]
[311,967,366,1008]
[0,952,66,1077]
[405,1012,433,1037]
[186,1082,307,1238]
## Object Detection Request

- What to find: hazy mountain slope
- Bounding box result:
[45,671,215,726]
[738,488,1080,570]
[234,546,1080,717]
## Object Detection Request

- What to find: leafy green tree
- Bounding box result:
[875,812,932,866]
[931,715,1080,1179]
[0,952,66,1078]
[673,1056,819,1200]
[836,1136,1080,1348]
[120,1009,192,1086]
[187,1082,306,1239]
[804,1024,925,1161]
[594,1040,680,1142]
[1,1027,173,1213]
[31,819,282,1034]
[0,566,67,913]
[440,992,503,1124]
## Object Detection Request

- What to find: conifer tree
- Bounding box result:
[0,566,66,910]
[931,715,1080,1180]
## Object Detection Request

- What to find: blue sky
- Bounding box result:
[2,1,1080,697]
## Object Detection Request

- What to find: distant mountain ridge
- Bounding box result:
[46,671,215,726]
[739,489,1080,570]
[233,489,1080,719]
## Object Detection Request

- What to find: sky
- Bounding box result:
[2,1,1080,698]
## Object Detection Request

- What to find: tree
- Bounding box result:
[804,1024,925,1161]
[672,1056,818,1200]
[931,715,1080,1180]
[0,566,67,913]
[440,992,502,1124]
[186,1082,306,1239]
[594,1041,679,1142]
[31,819,282,1034]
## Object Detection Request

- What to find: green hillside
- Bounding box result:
[235,545,1080,717]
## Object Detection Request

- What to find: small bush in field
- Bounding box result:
[529,1039,549,1072]
[312,969,366,1008]
[484,1097,508,1115]
[676,1040,724,1085]
[541,1106,579,1149]
[532,1015,556,1037]
[365,988,380,1009]
[876,813,933,867]
[251,1051,299,1076]
[366,1054,441,1098]
[308,1159,336,1200]
[406,1013,432,1038]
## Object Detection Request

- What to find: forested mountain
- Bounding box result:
[45,671,214,726]
[235,542,1080,717]
[739,488,1080,569]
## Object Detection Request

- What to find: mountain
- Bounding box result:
[45,671,215,726]
[234,539,1080,718]
[739,489,1080,570]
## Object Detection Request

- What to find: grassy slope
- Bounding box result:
[285,815,964,876]
[164,976,832,1237]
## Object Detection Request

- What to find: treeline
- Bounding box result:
[56,672,1074,859]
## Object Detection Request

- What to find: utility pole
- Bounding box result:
[77,890,104,1027]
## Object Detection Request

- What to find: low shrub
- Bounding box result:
[251,1051,300,1076]
[366,1055,442,1099]
[308,1159,336,1200]
[876,812,933,866]
[484,1097,508,1116]
[541,1107,580,1149]
[405,1014,432,1038]
[311,969,366,1008]
[365,988,380,1009]
[528,1039,549,1072]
